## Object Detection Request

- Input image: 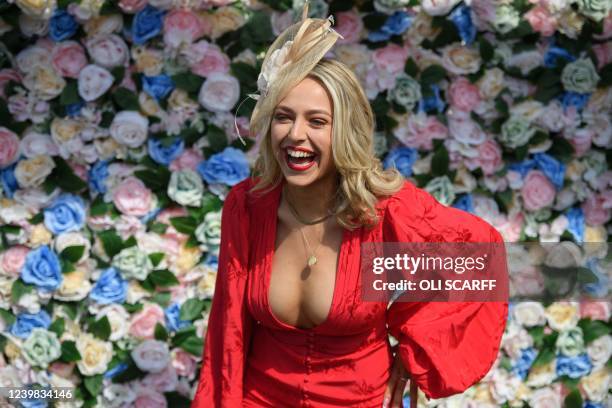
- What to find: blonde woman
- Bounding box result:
[192,5,507,408]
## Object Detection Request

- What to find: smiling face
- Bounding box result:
[270,76,337,188]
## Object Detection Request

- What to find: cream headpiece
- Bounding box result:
[235,2,344,146]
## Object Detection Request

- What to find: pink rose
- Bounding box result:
[525,5,557,37]
[133,387,167,408]
[0,69,21,99]
[112,176,154,217]
[335,11,363,44]
[568,128,593,157]
[582,194,611,226]
[473,139,503,175]
[373,44,409,75]
[142,365,178,392]
[592,42,612,69]
[51,41,87,79]
[580,301,610,321]
[169,148,204,172]
[164,9,208,49]
[184,41,230,77]
[393,113,448,150]
[129,304,165,339]
[594,12,612,40]
[86,35,129,69]
[496,210,524,243]
[68,161,88,182]
[198,72,240,112]
[521,170,556,211]
[48,362,76,379]
[118,0,148,13]
[448,76,481,111]
[511,266,546,297]
[0,245,29,277]
[171,348,198,378]
[0,127,20,169]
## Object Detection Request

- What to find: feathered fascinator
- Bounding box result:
[235,2,343,145]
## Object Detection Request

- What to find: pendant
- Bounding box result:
[307,255,317,266]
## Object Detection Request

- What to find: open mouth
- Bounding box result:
[284,147,317,171]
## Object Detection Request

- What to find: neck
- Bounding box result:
[283,175,339,222]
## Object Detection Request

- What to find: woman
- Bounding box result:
[192,6,508,408]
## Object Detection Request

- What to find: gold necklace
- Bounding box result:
[284,186,335,225]
[299,226,324,267]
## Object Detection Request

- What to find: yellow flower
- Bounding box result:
[139,92,162,117]
[174,245,201,276]
[84,14,124,36]
[557,10,585,40]
[24,66,66,101]
[94,137,126,161]
[132,46,163,76]
[75,333,113,376]
[168,89,198,112]
[545,302,579,331]
[57,269,92,301]
[51,118,83,145]
[580,368,610,402]
[29,224,53,247]
[5,340,21,360]
[477,68,505,100]
[15,0,55,18]
[441,44,482,75]
[15,155,55,188]
[202,7,245,40]
[471,382,495,404]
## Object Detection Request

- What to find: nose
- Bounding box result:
[288,117,307,141]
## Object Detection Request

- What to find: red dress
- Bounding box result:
[191,178,508,407]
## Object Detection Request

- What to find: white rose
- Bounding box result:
[96,304,130,342]
[545,302,579,331]
[14,155,55,188]
[75,332,113,376]
[421,0,461,15]
[55,269,92,302]
[78,64,114,102]
[512,302,546,327]
[490,369,522,404]
[583,111,612,148]
[20,130,59,158]
[477,67,505,100]
[18,14,49,37]
[502,321,534,360]
[102,383,136,408]
[23,65,66,101]
[587,335,612,369]
[86,34,129,69]
[168,169,204,207]
[580,368,610,402]
[198,73,240,112]
[131,339,170,373]
[441,43,482,75]
[110,111,149,148]
[526,360,557,388]
[0,366,23,388]
[16,45,50,74]
[13,187,59,212]
[529,385,562,408]
[54,232,91,263]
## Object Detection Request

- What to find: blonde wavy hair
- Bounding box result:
[250,57,404,229]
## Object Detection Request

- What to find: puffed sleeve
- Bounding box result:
[191,179,254,408]
[384,182,508,400]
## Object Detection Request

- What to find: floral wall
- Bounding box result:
[0,0,610,407]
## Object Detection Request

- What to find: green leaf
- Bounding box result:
[180,299,205,321]
[149,269,180,288]
[170,216,198,235]
[11,279,34,303]
[84,375,103,397]
[151,291,172,307]
[479,37,494,62]
[431,145,449,176]
[363,13,387,31]
[124,303,144,313]
[60,340,82,362]
[239,11,273,51]
[89,196,111,216]
[230,62,258,86]
[148,252,165,267]
[563,389,582,408]
[420,64,447,87]
[171,326,196,348]
[178,335,204,356]
[207,124,228,153]
[598,62,612,87]
[123,236,137,248]
[48,318,65,338]
[404,58,419,77]
[60,245,85,263]
[154,322,168,341]
[89,316,111,341]
[112,87,140,111]
[149,221,168,234]
[134,167,171,191]
[28,212,44,225]
[172,72,204,93]
[48,157,87,193]
[98,229,123,259]
[532,348,555,367]
[0,308,15,326]
[548,137,575,162]
[60,80,79,106]
[578,318,611,344]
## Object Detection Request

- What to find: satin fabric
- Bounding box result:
[191,178,508,407]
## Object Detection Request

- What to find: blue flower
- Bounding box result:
[143,74,175,101]
[449,5,476,45]
[19,398,48,408]
[10,310,52,339]
[21,246,63,292]
[582,258,609,298]
[383,147,418,177]
[512,347,537,379]
[165,303,190,332]
[561,91,590,112]
[197,147,250,186]
[565,206,585,243]
[584,401,604,408]
[556,353,592,378]
[104,362,129,379]
[418,84,445,114]
[368,11,412,42]
[49,9,78,42]
[65,101,84,117]
[89,268,127,304]
[1,163,18,199]
[132,5,165,45]
[148,137,185,166]
[140,207,162,224]
[204,254,218,270]
[508,159,537,178]
[544,45,575,68]
[89,160,109,194]
[452,194,474,213]
[533,153,565,190]
[43,194,86,235]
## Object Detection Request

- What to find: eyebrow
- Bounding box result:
[275,105,332,117]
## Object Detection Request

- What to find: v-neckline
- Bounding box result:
[265,182,350,333]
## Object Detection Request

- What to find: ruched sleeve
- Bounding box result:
[384,181,508,400]
[191,180,254,408]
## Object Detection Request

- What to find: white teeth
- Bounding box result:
[287,149,314,158]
